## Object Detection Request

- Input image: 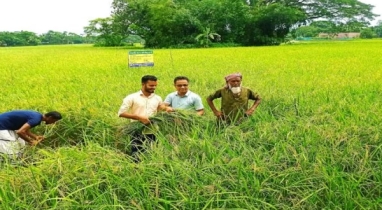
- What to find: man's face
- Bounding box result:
[174,79,189,95]
[45,117,60,125]
[143,80,157,93]
[227,77,242,88]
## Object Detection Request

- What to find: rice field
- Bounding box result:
[0,40,382,209]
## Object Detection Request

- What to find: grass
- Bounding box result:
[0,40,382,209]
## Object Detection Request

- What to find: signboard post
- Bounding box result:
[128,50,154,67]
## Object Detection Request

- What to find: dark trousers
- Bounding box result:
[131,133,157,155]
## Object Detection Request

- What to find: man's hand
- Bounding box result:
[30,140,39,146]
[165,106,174,113]
[29,138,44,146]
[138,116,151,125]
[35,136,44,141]
[213,110,223,118]
[245,108,256,116]
[30,136,44,146]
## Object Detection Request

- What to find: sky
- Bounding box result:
[361,0,382,24]
[0,0,381,35]
[0,0,114,35]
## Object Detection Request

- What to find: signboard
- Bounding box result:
[128,50,154,67]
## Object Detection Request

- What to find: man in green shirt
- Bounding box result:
[206,73,261,124]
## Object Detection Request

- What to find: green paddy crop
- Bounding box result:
[0,40,381,209]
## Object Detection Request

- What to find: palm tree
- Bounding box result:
[195,27,220,47]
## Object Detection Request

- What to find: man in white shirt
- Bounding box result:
[118,75,164,156]
[164,76,204,116]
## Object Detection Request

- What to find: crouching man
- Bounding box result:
[0,110,62,159]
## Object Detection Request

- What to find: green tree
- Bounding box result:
[273,0,376,22]
[0,32,18,46]
[310,21,341,38]
[40,31,66,44]
[112,0,202,48]
[17,31,41,45]
[111,0,377,47]
[84,17,124,46]
[195,27,220,47]
[360,28,376,39]
[0,30,86,46]
[0,31,40,46]
[338,20,367,32]
[247,3,306,45]
[191,0,249,44]
[294,26,319,38]
[66,32,86,44]
[373,20,382,38]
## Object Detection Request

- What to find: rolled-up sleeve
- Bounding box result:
[208,89,222,100]
[118,96,133,116]
[164,94,172,106]
[248,89,260,100]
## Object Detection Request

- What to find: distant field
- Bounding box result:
[0,40,381,209]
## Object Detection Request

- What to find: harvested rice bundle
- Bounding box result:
[118,121,144,137]
[118,111,205,137]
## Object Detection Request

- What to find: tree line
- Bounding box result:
[2,0,379,48]
[0,31,92,47]
[84,0,378,48]
[293,20,382,39]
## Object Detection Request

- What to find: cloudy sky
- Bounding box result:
[0,0,380,35]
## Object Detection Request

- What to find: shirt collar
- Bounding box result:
[176,90,190,97]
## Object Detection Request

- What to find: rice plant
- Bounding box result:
[0,40,381,209]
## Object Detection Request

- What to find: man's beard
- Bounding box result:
[229,84,241,94]
[144,87,155,93]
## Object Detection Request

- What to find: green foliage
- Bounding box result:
[372,21,382,38]
[293,26,319,38]
[0,31,41,46]
[307,19,369,38]
[39,30,88,45]
[209,42,242,48]
[84,17,125,47]
[111,0,376,47]
[338,20,367,32]
[310,20,341,38]
[360,28,376,39]
[248,3,307,45]
[195,27,220,47]
[1,42,382,208]
[110,111,209,153]
[123,35,144,45]
[0,30,88,47]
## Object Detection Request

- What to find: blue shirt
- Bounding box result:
[0,110,43,130]
[164,91,204,111]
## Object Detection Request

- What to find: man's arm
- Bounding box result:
[16,123,36,144]
[26,129,44,141]
[194,95,205,116]
[206,96,222,117]
[158,102,172,112]
[118,96,151,124]
[119,112,150,124]
[162,95,174,112]
[27,129,44,146]
[245,97,261,116]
